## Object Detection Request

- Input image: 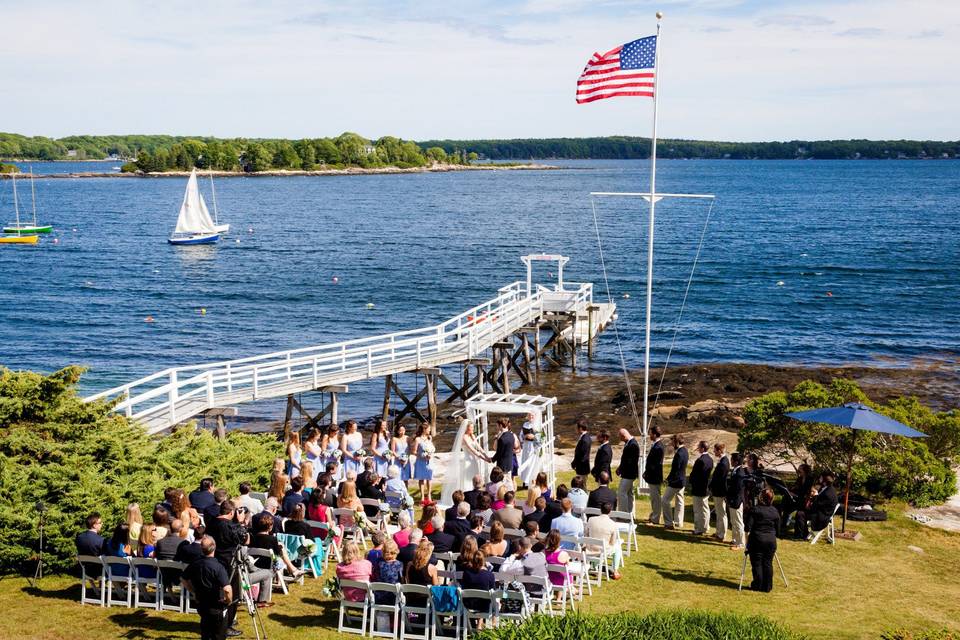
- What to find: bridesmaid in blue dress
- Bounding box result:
[390,423,411,484]
[369,419,391,479]
[412,422,436,505]
[302,428,322,480]
[341,420,364,478]
[320,424,342,482]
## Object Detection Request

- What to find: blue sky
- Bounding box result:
[1,0,957,141]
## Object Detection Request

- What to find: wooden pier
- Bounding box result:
[84,255,615,435]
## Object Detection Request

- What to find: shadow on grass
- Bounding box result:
[637,561,742,589]
[268,605,337,629]
[22,582,80,602]
[637,524,729,546]
[108,610,196,637]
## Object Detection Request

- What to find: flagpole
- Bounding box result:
[639,12,663,486]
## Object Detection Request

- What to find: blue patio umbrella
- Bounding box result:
[785,402,927,531]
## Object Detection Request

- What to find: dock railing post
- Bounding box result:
[123,387,133,417]
[312,356,319,389]
[168,370,178,424]
[367,348,373,377]
[252,366,259,399]
[206,371,215,407]
[226,363,233,393]
[286,353,292,381]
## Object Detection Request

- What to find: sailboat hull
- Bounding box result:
[215,223,230,234]
[3,224,52,234]
[168,233,220,245]
[0,235,39,244]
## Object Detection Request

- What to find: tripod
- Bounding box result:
[230,548,269,640]
[28,508,46,587]
[738,550,788,592]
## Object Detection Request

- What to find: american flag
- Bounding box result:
[576,35,657,104]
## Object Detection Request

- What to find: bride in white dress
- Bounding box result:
[440,419,492,507]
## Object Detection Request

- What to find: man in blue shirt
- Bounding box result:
[551,498,584,549]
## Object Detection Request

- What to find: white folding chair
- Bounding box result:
[434,551,457,566]
[275,533,308,586]
[566,550,592,598]
[250,491,268,503]
[103,556,133,608]
[334,508,368,549]
[545,564,577,613]
[246,547,288,596]
[437,570,462,586]
[572,507,586,521]
[368,582,401,638]
[130,557,161,610]
[502,528,524,540]
[361,499,388,531]
[306,519,342,564]
[156,559,188,612]
[431,586,463,640]
[77,555,106,606]
[485,556,506,570]
[810,504,841,545]
[337,579,371,636]
[399,584,432,640]
[582,507,601,520]
[496,587,530,625]
[611,510,639,556]
[460,589,497,635]
[579,536,611,585]
[510,574,552,614]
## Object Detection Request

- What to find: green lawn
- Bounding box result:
[3,491,958,639]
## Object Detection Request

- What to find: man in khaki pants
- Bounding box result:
[726,451,746,549]
[709,443,730,541]
[661,434,688,530]
[642,426,664,524]
[688,441,714,535]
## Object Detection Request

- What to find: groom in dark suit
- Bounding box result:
[493,420,519,481]
[571,418,592,477]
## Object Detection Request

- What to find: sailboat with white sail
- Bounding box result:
[3,166,52,234]
[0,172,39,244]
[168,168,220,245]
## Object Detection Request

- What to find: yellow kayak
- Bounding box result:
[0,234,39,244]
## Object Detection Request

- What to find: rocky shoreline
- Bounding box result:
[0,162,558,179]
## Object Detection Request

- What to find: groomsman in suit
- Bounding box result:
[616,428,640,515]
[642,426,664,524]
[591,430,612,484]
[661,434,688,530]
[571,419,592,477]
[688,440,715,535]
[493,420,520,482]
[709,443,730,541]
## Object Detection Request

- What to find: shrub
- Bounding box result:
[739,379,957,506]
[472,611,803,640]
[882,630,958,640]
[0,366,282,573]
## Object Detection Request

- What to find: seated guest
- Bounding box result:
[541,485,568,532]
[795,472,838,539]
[459,549,496,614]
[455,536,479,572]
[136,526,158,578]
[236,482,264,515]
[474,493,494,525]
[172,489,200,534]
[486,467,505,498]
[305,487,337,540]
[104,523,131,577]
[323,463,340,504]
[587,471,617,511]
[469,515,487,548]
[336,541,372,602]
[374,539,403,604]
[584,502,622,579]
[282,476,308,517]
[480,521,510,558]
[302,463,319,491]
[491,491,523,530]
[173,532,204,566]
[463,475,484,510]
[125,503,143,549]
[154,519,187,560]
[313,472,334,508]
[398,528,423,567]
[358,473,386,517]
[417,504,439,535]
[249,512,303,578]
[443,501,473,551]
[521,521,545,553]
[385,465,414,520]
[492,485,508,510]
[427,514,456,553]
[283,503,312,538]
[522,497,547,529]
[403,540,439,607]
[501,536,547,591]
[366,531,386,578]
[161,488,178,517]
[534,472,552,500]
[522,485,541,515]
[779,463,813,537]
[543,530,571,597]
[551,498,584,550]
[336,481,363,534]
[445,490,465,521]
[356,458,376,494]
[76,513,105,557]
[188,478,216,512]
[393,511,414,548]
[568,476,589,511]
[268,470,289,503]
[150,505,171,541]
[202,488,229,523]
[263,497,285,536]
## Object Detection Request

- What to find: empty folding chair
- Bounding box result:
[430,585,463,640]
[368,582,401,638]
[337,579,371,635]
[566,549,592,598]
[460,589,497,635]
[610,510,639,556]
[76,555,106,606]
[130,557,161,610]
[546,563,577,613]
[156,559,188,612]
[810,504,841,545]
[399,584,432,640]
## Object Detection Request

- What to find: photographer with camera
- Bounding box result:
[725,452,746,550]
[182,536,232,640]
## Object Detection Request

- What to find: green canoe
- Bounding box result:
[3,224,52,234]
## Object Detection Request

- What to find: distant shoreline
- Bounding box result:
[0,162,558,179]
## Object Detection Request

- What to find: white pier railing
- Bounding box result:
[84,279,594,434]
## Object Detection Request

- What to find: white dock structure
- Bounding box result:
[84,255,615,434]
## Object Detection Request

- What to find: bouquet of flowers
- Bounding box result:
[354,448,369,459]
[331,449,344,460]
[297,538,318,559]
[401,494,415,510]
[384,450,396,462]
[397,454,409,466]
[353,505,373,533]
[322,576,342,599]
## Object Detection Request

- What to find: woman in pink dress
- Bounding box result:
[335,541,372,602]
[543,530,570,589]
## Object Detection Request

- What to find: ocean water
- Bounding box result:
[1,160,958,418]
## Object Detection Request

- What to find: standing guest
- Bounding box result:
[393,511,414,548]
[474,493,494,525]
[427,514,456,553]
[250,512,303,580]
[281,476,307,517]
[662,434,688,530]
[390,423,412,484]
[459,549,496,616]
[492,419,520,484]
[283,503,312,537]
[795,472,838,540]
[411,422,436,505]
[182,536,232,640]
[267,470,288,503]
[155,520,187,560]
[370,420,392,480]
[710,443,730,541]
[726,452,747,550]
[543,530,571,599]
[125,503,143,549]
[463,475,484,510]
[445,490,465,521]
[567,476,588,511]
[375,539,403,604]
[745,488,780,592]
[286,431,302,479]
[616,428,641,515]
[336,541,373,602]
[587,472,617,511]
[522,497,548,530]
[189,478,216,512]
[480,521,510,558]
[303,428,322,477]
[551,498,584,549]
[571,418,592,477]
[236,482,263,515]
[321,425,343,482]
[591,430,613,483]
[642,426,665,524]
[689,440,715,535]
[585,502,623,579]
[306,488,337,540]
[444,501,473,551]
[203,489,229,524]
[341,420,365,479]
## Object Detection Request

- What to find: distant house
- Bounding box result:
[362,145,376,155]
[66,149,78,158]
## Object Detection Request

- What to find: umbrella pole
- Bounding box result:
[842,430,857,533]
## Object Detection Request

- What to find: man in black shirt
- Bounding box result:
[190,478,217,512]
[541,485,568,532]
[155,519,187,560]
[203,489,230,524]
[183,536,232,640]
[206,501,249,635]
[463,475,484,511]
[587,471,617,512]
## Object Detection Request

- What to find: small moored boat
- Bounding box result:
[168,169,219,245]
[1,172,40,245]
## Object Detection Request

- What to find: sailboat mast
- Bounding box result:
[29,165,38,225]
[12,171,21,230]
[209,170,220,225]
